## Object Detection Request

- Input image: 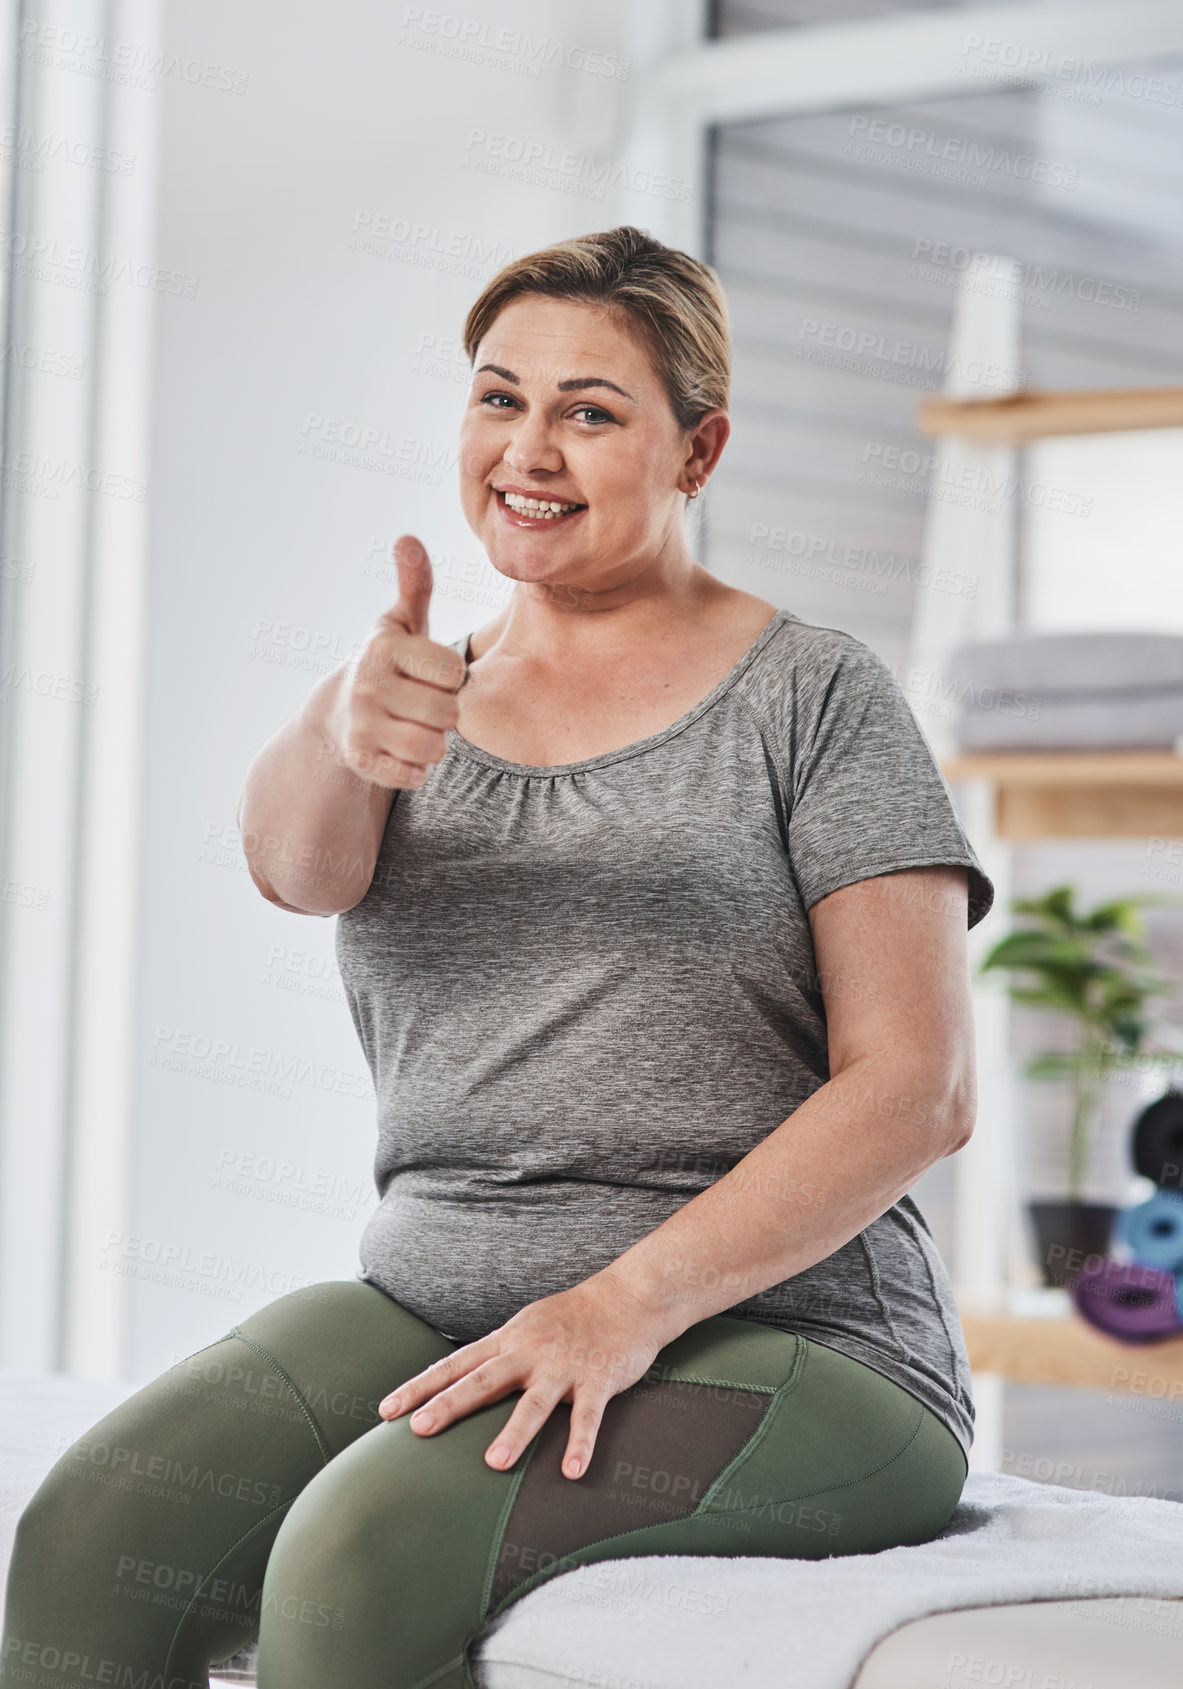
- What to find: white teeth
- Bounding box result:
[501,491,581,517]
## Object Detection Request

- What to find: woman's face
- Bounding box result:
[458,295,723,597]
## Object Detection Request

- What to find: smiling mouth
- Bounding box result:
[496,489,587,525]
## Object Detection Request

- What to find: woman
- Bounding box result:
[2,226,993,1689]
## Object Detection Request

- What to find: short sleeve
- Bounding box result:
[785,639,994,929]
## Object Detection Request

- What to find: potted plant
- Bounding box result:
[979,884,1183,1287]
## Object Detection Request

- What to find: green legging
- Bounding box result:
[1,1278,968,1689]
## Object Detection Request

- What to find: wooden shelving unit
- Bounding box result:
[961,1310,1183,1396]
[941,751,1183,840]
[924,384,1183,1398]
[944,746,1183,1384]
[918,384,1183,444]
[944,746,1183,1386]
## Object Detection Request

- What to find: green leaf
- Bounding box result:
[1024,1053,1086,1079]
[980,933,1092,971]
[1084,899,1146,936]
[989,881,1176,1150]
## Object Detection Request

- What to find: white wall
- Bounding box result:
[1024,430,1183,633]
[123,0,685,1378]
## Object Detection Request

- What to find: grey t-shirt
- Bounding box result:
[335,607,994,1457]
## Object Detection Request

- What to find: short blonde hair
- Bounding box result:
[462,225,730,431]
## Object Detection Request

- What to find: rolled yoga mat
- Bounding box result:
[1131,1091,1183,1189]
[1114,1190,1183,1272]
[1072,1256,1183,1342]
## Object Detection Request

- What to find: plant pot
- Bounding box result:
[1027,1200,1119,1288]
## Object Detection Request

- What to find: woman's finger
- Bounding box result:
[361,668,461,731]
[378,1342,485,1420]
[406,1359,517,1436]
[561,1393,608,1481]
[344,702,449,771]
[483,1384,566,1471]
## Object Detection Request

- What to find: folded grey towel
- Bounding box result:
[948,632,1183,751]
[953,632,1183,693]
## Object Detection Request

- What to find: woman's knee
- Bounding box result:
[12,1438,124,1575]
[3,1449,143,1668]
[253,1442,409,1674]
[262,1426,416,1593]
[260,1482,368,1633]
[10,1464,71,1581]
[256,1411,518,1676]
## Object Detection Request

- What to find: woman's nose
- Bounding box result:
[502,414,564,476]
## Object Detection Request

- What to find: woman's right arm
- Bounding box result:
[236,538,465,917]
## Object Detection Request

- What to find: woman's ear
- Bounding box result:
[684,409,730,492]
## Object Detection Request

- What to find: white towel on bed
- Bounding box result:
[474,1471,1183,1688]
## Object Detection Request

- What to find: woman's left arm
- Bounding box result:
[381,863,976,1476]
[603,861,976,1334]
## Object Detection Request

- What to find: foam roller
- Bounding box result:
[1072,1257,1183,1342]
[1114,1190,1183,1271]
[1131,1091,1183,1188]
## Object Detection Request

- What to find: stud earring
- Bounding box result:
[687,479,701,500]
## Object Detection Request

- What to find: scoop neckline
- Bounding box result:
[446,607,791,777]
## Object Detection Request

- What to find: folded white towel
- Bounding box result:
[475,1471,1183,1688]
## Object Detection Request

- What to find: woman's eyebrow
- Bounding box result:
[474,363,634,402]
[556,376,635,401]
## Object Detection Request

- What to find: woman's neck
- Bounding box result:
[470,560,725,664]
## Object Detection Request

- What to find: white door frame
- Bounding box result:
[630,0,1183,253]
[0,0,162,1376]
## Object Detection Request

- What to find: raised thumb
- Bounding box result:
[390,535,433,637]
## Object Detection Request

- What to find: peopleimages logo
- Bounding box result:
[0,444,147,502]
[894,663,1043,724]
[298,415,456,485]
[463,130,693,203]
[1,336,85,379]
[0,664,98,705]
[745,524,977,598]
[1,123,136,175]
[910,240,1141,313]
[18,18,250,93]
[846,116,1077,189]
[796,318,1023,392]
[347,212,516,282]
[959,34,1183,108]
[0,226,200,297]
[149,1022,374,1102]
[859,443,1093,519]
[400,8,630,80]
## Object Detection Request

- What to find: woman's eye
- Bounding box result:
[474,392,614,424]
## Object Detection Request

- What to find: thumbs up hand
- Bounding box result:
[326,536,466,790]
